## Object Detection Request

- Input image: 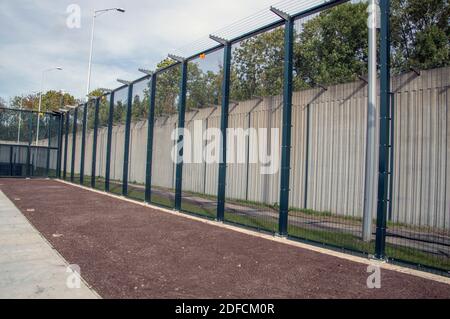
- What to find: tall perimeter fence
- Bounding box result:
[1,0,449,275]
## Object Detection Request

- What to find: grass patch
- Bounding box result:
[224,212,278,233]
[385,243,450,271]
[288,223,373,253]
[182,201,216,219]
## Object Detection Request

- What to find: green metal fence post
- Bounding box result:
[375,0,391,259]
[56,114,63,178]
[145,74,157,203]
[26,113,32,177]
[9,145,13,176]
[210,35,231,222]
[105,92,115,192]
[79,103,87,184]
[122,84,134,196]
[271,7,294,236]
[46,117,51,177]
[63,112,69,180]
[70,107,78,182]
[171,55,188,210]
[388,92,394,221]
[303,104,310,209]
[91,98,100,188]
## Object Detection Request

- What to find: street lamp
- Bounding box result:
[36,67,63,145]
[86,7,125,101]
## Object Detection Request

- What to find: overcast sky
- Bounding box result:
[0,0,276,102]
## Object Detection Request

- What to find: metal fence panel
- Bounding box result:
[386,67,450,271]
[93,94,110,190]
[286,7,376,255]
[150,64,180,208]
[65,110,73,181]
[107,87,128,195]
[222,25,285,233]
[180,48,224,218]
[81,101,95,186]
[73,106,84,183]
[126,78,150,201]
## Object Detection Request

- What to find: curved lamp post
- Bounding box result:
[85,7,125,101]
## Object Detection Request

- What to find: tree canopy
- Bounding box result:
[8,91,77,113]
[147,0,449,104]
[391,0,449,72]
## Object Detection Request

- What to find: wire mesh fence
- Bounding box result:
[180,48,224,219]
[386,50,450,269]
[93,94,110,191]
[73,106,84,184]
[149,64,180,208]
[6,146,29,177]
[0,108,60,178]
[64,109,74,181]
[221,25,285,233]
[287,6,376,255]
[127,78,150,201]
[0,108,31,145]
[3,0,449,275]
[108,87,128,195]
[379,1,446,271]
[81,101,95,187]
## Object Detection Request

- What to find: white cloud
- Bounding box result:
[0,0,275,101]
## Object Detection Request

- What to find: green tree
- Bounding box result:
[187,62,222,110]
[0,97,7,108]
[86,88,111,128]
[391,0,450,72]
[228,3,369,98]
[83,89,109,129]
[140,57,223,118]
[154,58,180,116]
[98,95,110,127]
[131,90,148,121]
[231,27,285,100]
[9,91,76,112]
[294,2,369,87]
[40,91,76,112]
[227,1,449,99]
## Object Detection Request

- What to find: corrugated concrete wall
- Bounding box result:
[391,67,450,229]
[65,67,450,229]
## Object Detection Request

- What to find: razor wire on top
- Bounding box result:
[171,0,333,58]
[79,0,343,106]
